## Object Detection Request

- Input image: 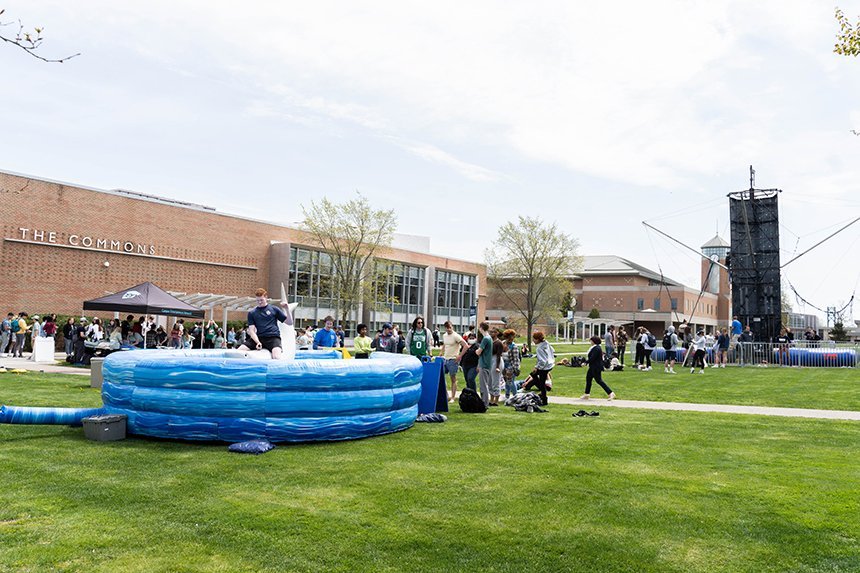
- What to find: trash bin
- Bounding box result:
[82,414,127,442]
[90,357,105,389]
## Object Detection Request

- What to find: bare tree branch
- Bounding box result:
[0,11,79,63]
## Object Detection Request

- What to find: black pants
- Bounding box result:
[585,368,613,395]
[617,344,626,364]
[523,369,549,405]
[635,344,651,367]
[692,349,706,369]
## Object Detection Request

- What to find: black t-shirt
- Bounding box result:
[247,304,287,338]
[121,320,131,338]
[459,343,480,369]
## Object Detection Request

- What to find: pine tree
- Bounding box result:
[829,322,849,342]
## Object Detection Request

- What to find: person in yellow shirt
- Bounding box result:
[353,323,374,359]
[13,312,30,358]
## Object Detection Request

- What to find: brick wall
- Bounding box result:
[0,171,486,318]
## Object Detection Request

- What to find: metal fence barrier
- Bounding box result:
[648,342,858,368]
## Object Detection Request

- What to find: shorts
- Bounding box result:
[444,358,459,376]
[665,350,676,361]
[250,336,282,352]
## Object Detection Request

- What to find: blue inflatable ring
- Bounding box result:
[94,349,424,443]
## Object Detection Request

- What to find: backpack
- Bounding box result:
[646,333,657,348]
[11,318,19,332]
[662,333,673,350]
[458,387,487,413]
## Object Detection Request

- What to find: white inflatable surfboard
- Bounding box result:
[278,282,298,360]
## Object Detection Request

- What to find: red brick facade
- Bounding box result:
[0,170,486,321]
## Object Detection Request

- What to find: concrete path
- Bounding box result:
[0,354,89,376]
[551,396,860,421]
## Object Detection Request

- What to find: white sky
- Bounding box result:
[2,1,860,323]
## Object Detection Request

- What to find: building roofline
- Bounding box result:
[0,167,484,269]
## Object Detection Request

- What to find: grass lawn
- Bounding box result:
[516,358,860,411]
[1,373,859,572]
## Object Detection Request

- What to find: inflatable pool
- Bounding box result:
[0,349,424,443]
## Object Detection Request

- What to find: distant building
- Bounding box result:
[486,237,733,338]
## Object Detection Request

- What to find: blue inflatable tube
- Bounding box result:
[1,349,424,443]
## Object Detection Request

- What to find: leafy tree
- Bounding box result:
[835,8,860,57]
[485,216,580,346]
[0,8,79,62]
[300,193,397,327]
[829,322,850,342]
[588,307,600,319]
[559,291,574,318]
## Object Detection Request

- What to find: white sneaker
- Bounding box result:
[699,370,705,374]
[579,394,590,400]
[645,367,652,371]
[690,368,695,374]
[607,392,616,401]
[669,369,676,374]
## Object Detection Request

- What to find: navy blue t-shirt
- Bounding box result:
[247,304,287,338]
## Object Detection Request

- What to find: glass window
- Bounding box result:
[671,298,678,310]
[653,298,661,311]
[637,298,644,310]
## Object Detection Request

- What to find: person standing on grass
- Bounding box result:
[604,325,615,358]
[501,329,521,400]
[459,334,480,392]
[716,328,730,367]
[663,326,679,374]
[476,322,494,406]
[580,335,616,400]
[616,326,629,365]
[405,316,433,359]
[522,330,554,406]
[353,323,374,358]
[312,316,338,350]
[690,330,707,374]
[440,321,469,402]
[487,328,504,407]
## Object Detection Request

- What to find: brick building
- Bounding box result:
[0,169,486,332]
[486,243,733,338]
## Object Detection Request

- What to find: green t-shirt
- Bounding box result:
[409,329,428,357]
[478,335,493,369]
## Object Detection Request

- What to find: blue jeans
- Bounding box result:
[463,366,478,391]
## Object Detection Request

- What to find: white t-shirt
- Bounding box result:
[441,331,465,360]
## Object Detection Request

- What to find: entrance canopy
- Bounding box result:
[83,282,205,318]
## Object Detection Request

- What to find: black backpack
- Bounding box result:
[458,388,487,413]
[662,333,673,350]
[646,333,657,347]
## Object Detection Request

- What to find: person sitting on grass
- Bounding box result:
[609,352,623,371]
[580,335,616,400]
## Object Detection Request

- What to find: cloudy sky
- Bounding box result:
[3,1,860,322]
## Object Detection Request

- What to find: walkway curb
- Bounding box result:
[551,396,860,420]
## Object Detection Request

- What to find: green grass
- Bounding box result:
[1,374,859,572]
[515,358,860,411]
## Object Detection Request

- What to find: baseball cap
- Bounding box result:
[382,322,392,330]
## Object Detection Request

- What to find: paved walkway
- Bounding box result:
[2,354,858,420]
[0,354,89,375]
[550,396,860,421]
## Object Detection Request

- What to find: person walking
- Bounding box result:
[522,331,554,406]
[580,335,616,400]
[440,321,469,402]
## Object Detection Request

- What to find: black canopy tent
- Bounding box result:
[83,282,205,318]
